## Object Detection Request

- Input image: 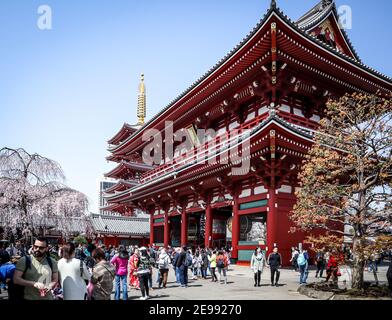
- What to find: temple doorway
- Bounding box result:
[211,206,232,249]
[153,226,164,246]
[169,215,181,247]
[188,211,205,248]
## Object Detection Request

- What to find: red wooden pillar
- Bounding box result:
[164,211,170,248]
[181,208,188,247]
[267,188,277,255]
[205,203,212,248]
[149,214,154,246]
[231,196,240,259]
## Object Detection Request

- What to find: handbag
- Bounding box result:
[86,281,94,300]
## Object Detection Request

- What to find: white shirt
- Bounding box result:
[58,258,91,300]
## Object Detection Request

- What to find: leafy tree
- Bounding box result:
[73,235,88,245]
[0,147,90,240]
[291,92,392,290]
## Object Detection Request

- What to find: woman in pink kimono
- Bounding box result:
[129,248,140,289]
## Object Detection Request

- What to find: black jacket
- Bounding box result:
[268,252,282,268]
[387,260,392,280]
[176,252,186,268]
[202,253,208,267]
[172,252,179,267]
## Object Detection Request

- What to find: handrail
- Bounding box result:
[139,111,318,182]
[277,111,319,130]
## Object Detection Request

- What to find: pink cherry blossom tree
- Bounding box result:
[0,147,91,241]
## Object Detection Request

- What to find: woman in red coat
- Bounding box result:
[129,249,140,289]
[325,250,340,283]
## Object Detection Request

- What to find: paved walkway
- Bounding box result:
[1,264,389,300]
[117,264,390,301]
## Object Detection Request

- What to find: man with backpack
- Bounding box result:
[176,246,190,288]
[157,248,171,288]
[13,237,58,300]
[216,250,229,284]
[297,250,309,285]
[172,248,181,284]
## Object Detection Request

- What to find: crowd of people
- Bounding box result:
[288,246,392,286]
[0,238,233,300]
[1,238,392,300]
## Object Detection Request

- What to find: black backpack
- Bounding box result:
[79,259,89,285]
[84,255,95,269]
[183,253,192,267]
[217,257,225,268]
[10,255,53,301]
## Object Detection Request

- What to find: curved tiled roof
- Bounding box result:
[91,214,149,236]
[296,0,360,62]
[273,6,392,84]
[297,0,333,28]
[108,1,391,157]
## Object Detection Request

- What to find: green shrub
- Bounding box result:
[73,235,88,245]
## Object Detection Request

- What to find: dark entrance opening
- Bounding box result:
[188,211,205,248]
[169,215,181,247]
[153,226,164,245]
[212,206,232,250]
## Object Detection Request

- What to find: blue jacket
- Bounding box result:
[0,263,16,284]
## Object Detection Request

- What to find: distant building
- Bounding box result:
[91,213,149,247]
[99,179,117,215]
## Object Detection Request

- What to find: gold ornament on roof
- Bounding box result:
[137,73,146,125]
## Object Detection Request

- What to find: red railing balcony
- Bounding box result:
[277,111,319,131]
[139,113,270,183]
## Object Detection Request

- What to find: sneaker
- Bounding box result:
[146,296,150,300]
[139,296,146,300]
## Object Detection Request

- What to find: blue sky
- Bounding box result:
[1,0,391,213]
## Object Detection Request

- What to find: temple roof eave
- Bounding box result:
[103,180,139,194]
[107,123,139,146]
[104,161,154,179]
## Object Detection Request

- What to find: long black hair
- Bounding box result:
[119,246,129,259]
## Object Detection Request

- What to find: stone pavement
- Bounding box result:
[115,263,390,301]
[0,264,389,300]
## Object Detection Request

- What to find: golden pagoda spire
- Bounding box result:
[137,73,146,125]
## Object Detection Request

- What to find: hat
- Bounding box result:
[139,246,147,251]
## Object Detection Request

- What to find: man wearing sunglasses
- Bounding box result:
[13,237,58,300]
